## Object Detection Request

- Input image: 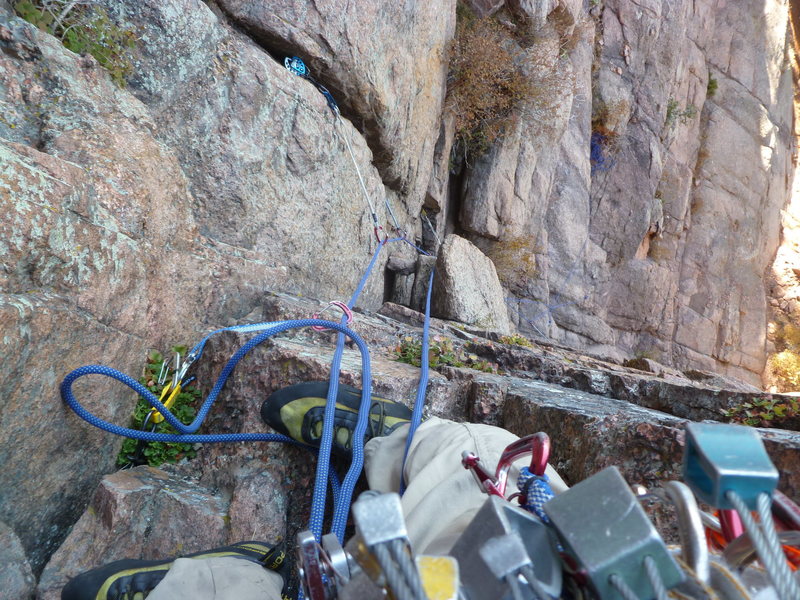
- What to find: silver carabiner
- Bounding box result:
[635,482,710,585]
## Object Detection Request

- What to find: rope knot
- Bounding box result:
[518,466,555,522]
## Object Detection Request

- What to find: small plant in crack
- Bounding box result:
[13,0,136,87]
[116,347,201,468]
[395,335,500,373]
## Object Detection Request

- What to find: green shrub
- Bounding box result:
[664,98,698,129]
[723,395,799,428]
[706,77,718,98]
[783,323,800,348]
[116,348,201,468]
[14,0,135,87]
[499,333,532,348]
[396,336,464,369]
[765,319,800,394]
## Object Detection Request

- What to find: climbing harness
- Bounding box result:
[299,491,441,600]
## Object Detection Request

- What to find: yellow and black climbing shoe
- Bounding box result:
[261,381,412,456]
[61,540,286,600]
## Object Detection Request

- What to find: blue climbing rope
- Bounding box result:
[517,467,555,522]
[312,239,386,541]
[399,268,434,494]
[60,317,372,537]
[63,319,369,436]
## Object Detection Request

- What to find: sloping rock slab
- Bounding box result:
[503,379,685,488]
[470,338,794,424]
[502,378,800,502]
[38,467,237,600]
[0,521,36,600]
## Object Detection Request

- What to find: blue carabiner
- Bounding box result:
[285,56,308,77]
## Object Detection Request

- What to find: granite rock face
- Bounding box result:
[457,0,795,386]
[214,0,455,211]
[1,0,799,584]
[592,0,793,383]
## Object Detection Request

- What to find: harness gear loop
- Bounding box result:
[311,301,354,332]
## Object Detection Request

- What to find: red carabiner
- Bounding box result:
[529,432,550,477]
[373,224,388,244]
[493,432,551,497]
[462,433,552,499]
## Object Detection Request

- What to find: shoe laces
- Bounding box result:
[368,400,387,440]
[310,401,387,450]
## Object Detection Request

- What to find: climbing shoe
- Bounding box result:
[61,540,286,600]
[261,381,412,456]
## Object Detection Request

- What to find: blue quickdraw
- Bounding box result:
[285,56,339,115]
[285,56,309,77]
